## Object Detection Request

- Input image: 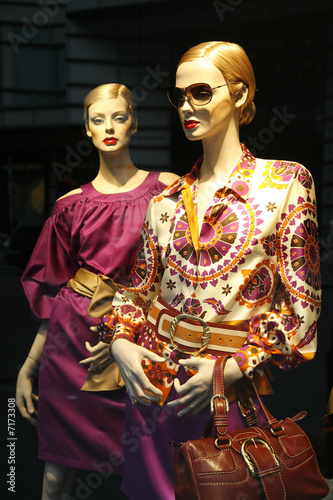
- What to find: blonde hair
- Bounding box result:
[83,83,137,131]
[178,41,256,126]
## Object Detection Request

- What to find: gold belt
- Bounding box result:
[67,268,124,392]
[67,268,120,317]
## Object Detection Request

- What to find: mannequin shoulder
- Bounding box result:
[56,188,83,201]
[158,171,180,186]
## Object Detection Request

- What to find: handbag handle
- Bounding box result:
[210,356,279,445]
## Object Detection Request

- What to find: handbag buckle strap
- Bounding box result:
[169,313,211,356]
[210,394,229,414]
[238,397,256,418]
[241,437,281,477]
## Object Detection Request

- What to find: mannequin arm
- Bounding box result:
[16,320,48,426]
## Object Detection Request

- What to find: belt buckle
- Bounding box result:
[241,437,281,477]
[169,313,211,356]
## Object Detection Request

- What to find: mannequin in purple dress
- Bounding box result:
[15,83,178,500]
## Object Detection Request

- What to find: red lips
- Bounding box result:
[103,137,118,145]
[184,120,199,129]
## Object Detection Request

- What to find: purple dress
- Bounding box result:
[21,172,167,471]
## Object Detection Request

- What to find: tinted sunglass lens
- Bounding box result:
[189,85,212,105]
[167,88,183,108]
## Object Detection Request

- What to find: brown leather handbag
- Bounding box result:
[171,356,329,500]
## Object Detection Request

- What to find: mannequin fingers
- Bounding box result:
[119,366,162,402]
[130,371,163,399]
[192,396,211,415]
[123,380,139,405]
[85,341,93,352]
[179,357,215,372]
[95,357,112,369]
[88,341,109,353]
[31,393,39,402]
[167,391,196,409]
[80,350,108,366]
[17,397,38,425]
[24,411,38,426]
[140,349,165,364]
[125,376,160,406]
[79,356,93,365]
[140,382,163,401]
[178,357,201,370]
[177,393,210,417]
[133,374,163,403]
[90,326,98,332]
[87,358,112,372]
[167,381,198,408]
[168,376,194,398]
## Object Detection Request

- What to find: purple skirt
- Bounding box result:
[38,288,126,472]
[120,367,267,500]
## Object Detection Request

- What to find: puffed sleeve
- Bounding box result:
[99,198,164,343]
[233,165,321,379]
[21,202,79,320]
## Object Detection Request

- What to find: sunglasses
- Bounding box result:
[167,82,238,109]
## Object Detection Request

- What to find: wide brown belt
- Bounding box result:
[147,297,249,356]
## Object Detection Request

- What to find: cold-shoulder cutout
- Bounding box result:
[57,188,83,201]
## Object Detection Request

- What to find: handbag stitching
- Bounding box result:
[278,436,311,458]
[188,440,205,498]
[194,448,238,473]
[173,356,329,499]
[261,471,286,500]
[280,454,314,471]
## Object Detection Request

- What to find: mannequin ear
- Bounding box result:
[234,85,248,109]
[85,123,92,137]
[131,117,138,135]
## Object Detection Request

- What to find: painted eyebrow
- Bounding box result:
[90,111,128,117]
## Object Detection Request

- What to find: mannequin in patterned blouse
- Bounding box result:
[98,43,321,500]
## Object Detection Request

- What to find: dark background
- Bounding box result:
[1,0,333,498]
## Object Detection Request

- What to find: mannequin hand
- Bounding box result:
[16,369,38,426]
[79,341,112,371]
[111,339,165,406]
[167,356,243,417]
[167,357,214,417]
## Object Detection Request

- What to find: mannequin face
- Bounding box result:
[86,96,134,153]
[175,59,239,141]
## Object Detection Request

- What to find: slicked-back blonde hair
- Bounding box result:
[178,42,256,126]
[83,83,137,132]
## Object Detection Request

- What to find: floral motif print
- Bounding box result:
[266,202,277,212]
[203,297,229,316]
[262,233,277,256]
[236,259,276,309]
[277,195,321,310]
[160,212,170,223]
[259,160,300,190]
[222,284,232,295]
[101,144,321,400]
[290,218,320,290]
[183,293,202,316]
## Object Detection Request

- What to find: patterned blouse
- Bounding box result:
[101,144,321,405]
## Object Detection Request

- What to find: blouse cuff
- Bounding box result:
[232,345,270,380]
[97,303,146,344]
[233,310,304,379]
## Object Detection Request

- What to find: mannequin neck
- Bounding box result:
[199,120,242,185]
[92,148,140,192]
